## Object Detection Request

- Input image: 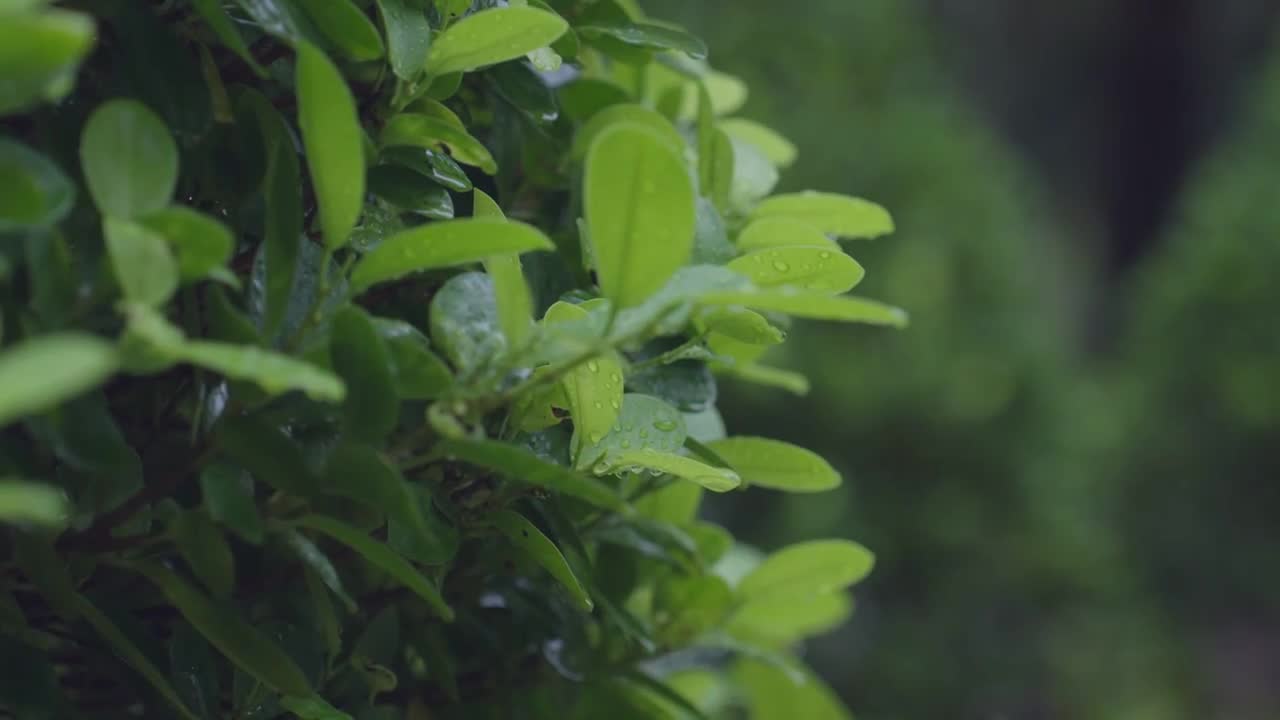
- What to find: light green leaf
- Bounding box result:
[751,192,894,239]
[488,508,592,612]
[0,139,73,231]
[728,591,852,648]
[726,246,865,294]
[0,8,94,115]
[424,6,568,76]
[699,289,908,327]
[578,21,706,59]
[706,437,839,493]
[104,218,179,307]
[727,136,778,212]
[191,0,266,76]
[734,659,851,720]
[429,272,504,377]
[297,42,364,249]
[330,306,398,441]
[381,113,497,173]
[697,307,784,346]
[585,123,696,308]
[440,438,628,512]
[635,480,702,525]
[736,217,838,251]
[171,510,236,598]
[653,574,731,645]
[697,82,734,211]
[719,118,797,168]
[295,0,384,60]
[598,448,740,492]
[131,561,314,697]
[199,462,263,544]
[371,318,453,399]
[295,514,454,620]
[717,362,810,396]
[80,99,177,218]
[374,0,430,80]
[703,70,748,116]
[543,302,624,463]
[351,218,553,293]
[476,189,535,350]
[581,393,686,470]
[570,103,685,160]
[0,333,118,427]
[736,540,874,602]
[0,480,67,527]
[138,206,234,283]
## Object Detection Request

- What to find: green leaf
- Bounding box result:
[381,113,497,174]
[297,42,364,249]
[726,246,865,294]
[295,0,384,60]
[734,659,851,720]
[367,165,454,219]
[351,218,553,293]
[295,514,454,620]
[635,480,702,525]
[424,6,568,76]
[440,438,628,512]
[698,307,784,346]
[736,217,838,251]
[543,302,624,462]
[585,123,696,308]
[719,362,811,396]
[382,145,472,192]
[719,118,797,168]
[387,484,458,565]
[691,197,735,265]
[429,271,505,378]
[374,0,430,80]
[476,189,536,351]
[319,443,434,549]
[0,480,67,527]
[0,8,94,115]
[281,695,355,720]
[288,530,357,612]
[728,591,852,648]
[168,621,221,720]
[751,192,894,239]
[560,77,630,121]
[597,448,740,492]
[571,103,685,160]
[697,83,734,211]
[131,561,314,697]
[190,0,267,76]
[578,21,706,59]
[699,289,908,327]
[80,99,177,218]
[138,206,234,283]
[0,334,118,427]
[488,60,559,123]
[706,437,839,493]
[216,414,314,496]
[199,462,264,544]
[371,318,453,399]
[234,0,314,43]
[654,574,732,645]
[330,306,399,441]
[727,136,778,212]
[104,218,179,307]
[171,510,236,598]
[488,508,593,612]
[0,139,73,232]
[736,540,874,603]
[580,393,687,470]
[178,339,346,402]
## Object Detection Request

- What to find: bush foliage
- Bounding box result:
[0,0,906,717]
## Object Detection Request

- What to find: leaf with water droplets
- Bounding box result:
[600,448,740,493]
[736,217,838,251]
[374,0,430,80]
[579,393,686,471]
[577,21,707,59]
[350,218,553,293]
[424,6,568,76]
[429,272,505,379]
[585,123,696,308]
[697,307,784,346]
[441,437,628,512]
[698,289,908,327]
[544,302,623,465]
[707,437,840,493]
[751,192,894,240]
[727,246,865,294]
[381,113,497,174]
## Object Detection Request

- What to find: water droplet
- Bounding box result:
[752,255,764,264]
[610,399,620,410]
[639,428,649,438]
[587,360,599,372]
[588,432,604,444]
[802,264,813,272]
[818,251,832,260]
[769,250,780,258]
[623,423,634,432]
[653,418,678,432]
[772,261,791,272]
[593,401,603,409]
[620,439,632,449]
[610,372,622,384]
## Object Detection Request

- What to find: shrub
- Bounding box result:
[0,1,906,717]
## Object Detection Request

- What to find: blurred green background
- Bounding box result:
[650,1,1280,718]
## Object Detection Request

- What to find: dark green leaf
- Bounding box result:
[440,437,628,512]
[367,165,455,219]
[381,145,472,192]
[371,318,453,399]
[331,306,399,442]
[171,510,236,598]
[295,0,384,61]
[216,414,314,496]
[190,0,267,76]
[488,508,592,612]
[374,0,431,80]
[199,462,264,544]
[0,139,73,231]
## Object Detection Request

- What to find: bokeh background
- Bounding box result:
[649,1,1280,718]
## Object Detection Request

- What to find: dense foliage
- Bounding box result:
[0,0,911,718]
